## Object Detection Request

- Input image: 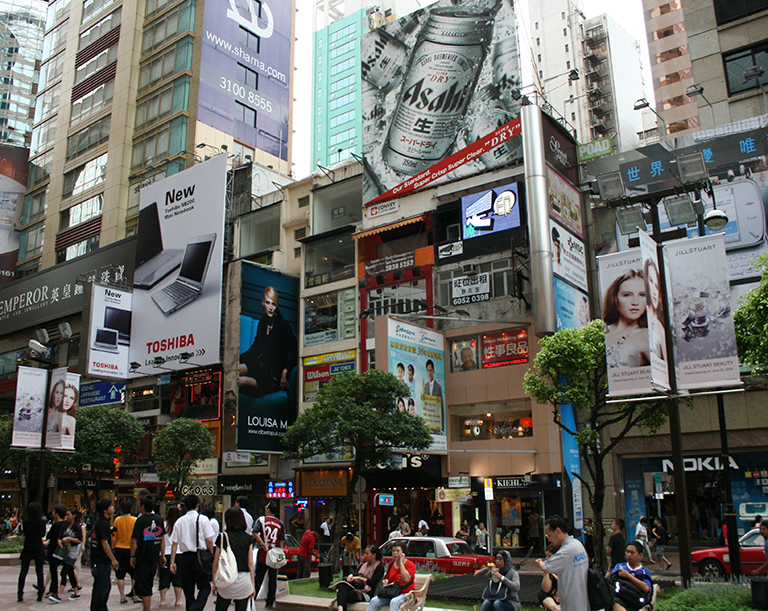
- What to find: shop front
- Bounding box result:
[297,467,354,545]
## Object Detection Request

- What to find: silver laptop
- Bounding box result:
[151,233,216,316]
[92,328,120,353]
[134,202,184,289]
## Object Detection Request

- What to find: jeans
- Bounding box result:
[366,594,408,611]
[178,551,211,611]
[91,564,112,611]
[17,553,44,599]
[297,554,311,579]
[480,599,521,611]
[254,560,278,605]
[48,557,61,595]
[215,596,250,611]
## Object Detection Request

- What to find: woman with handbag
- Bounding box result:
[477,549,521,611]
[159,504,183,608]
[330,545,384,611]
[365,543,416,611]
[54,507,83,601]
[17,501,47,602]
[212,508,254,611]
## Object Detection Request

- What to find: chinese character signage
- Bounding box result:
[480,329,529,368]
[362,1,523,205]
[461,182,522,240]
[451,273,491,305]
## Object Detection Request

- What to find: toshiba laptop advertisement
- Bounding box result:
[129,155,227,375]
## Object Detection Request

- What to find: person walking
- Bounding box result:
[607,519,626,573]
[634,517,654,565]
[297,528,321,579]
[44,505,67,600]
[253,500,285,609]
[130,496,166,611]
[17,501,47,602]
[159,504,183,608]
[114,499,138,604]
[651,517,672,570]
[535,516,589,611]
[204,506,220,542]
[477,549,522,611]
[170,494,215,611]
[475,523,489,554]
[88,498,119,611]
[398,516,411,537]
[235,496,254,535]
[750,520,768,575]
[212,508,254,611]
[53,507,84,602]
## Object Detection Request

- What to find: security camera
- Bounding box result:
[29,339,47,354]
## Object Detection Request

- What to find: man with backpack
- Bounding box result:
[535,516,589,611]
[130,496,165,611]
[610,541,653,611]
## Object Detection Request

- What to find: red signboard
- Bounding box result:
[481,329,529,368]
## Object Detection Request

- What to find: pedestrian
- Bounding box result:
[114,499,138,603]
[235,496,254,535]
[610,541,653,611]
[398,516,411,537]
[88,498,119,611]
[17,501,47,602]
[651,517,671,570]
[528,508,541,553]
[607,519,626,572]
[252,500,285,609]
[536,546,559,611]
[342,532,361,572]
[170,494,215,611]
[750,520,768,575]
[634,517,654,565]
[53,507,84,602]
[364,542,416,611]
[204,506,220,543]
[535,515,589,611]
[45,505,67,599]
[212,508,254,611]
[475,523,489,554]
[130,496,166,611]
[297,528,321,579]
[417,516,429,536]
[477,549,522,611]
[159,504,183,608]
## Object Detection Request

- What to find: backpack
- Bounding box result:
[214,532,238,588]
[587,564,614,611]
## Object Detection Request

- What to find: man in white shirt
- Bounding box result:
[422,360,442,398]
[536,515,589,611]
[236,495,254,535]
[169,495,215,611]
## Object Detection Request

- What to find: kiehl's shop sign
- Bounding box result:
[299,469,348,497]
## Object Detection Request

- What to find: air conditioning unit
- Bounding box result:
[462,264,478,276]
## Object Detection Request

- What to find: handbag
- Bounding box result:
[379,583,403,599]
[266,546,287,569]
[482,580,509,601]
[196,516,214,574]
[52,545,67,561]
[214,531,238,588]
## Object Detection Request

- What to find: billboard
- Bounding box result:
[12,366,48,448]
[129,155,227,374]
[0,146,29,285]
[547,165,583,238]
[46,370,81,451]
[461,182,522,240]
[302,350,356,403]
[550,219,587,289]
[598,249,652,396]
[198,0,291,160]
[86,285,132,379]
[663,234,740,390]
[362,1,523,205]
[237,262,299,453]
[554,277,590,331]
[638,230,669,391]
[387,318,446,452]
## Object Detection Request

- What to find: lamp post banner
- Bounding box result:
[12,366,48,449]
[598,249,653,396]
[663,234,740,390]
[638,229,670,391]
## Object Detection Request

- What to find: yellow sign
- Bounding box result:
[484,478,493,488]
[303,350,357,367]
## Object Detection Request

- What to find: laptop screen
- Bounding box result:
[94,328,118,345]
[179,241,213,282]
[104,307,132,339]
[135,202,163,266]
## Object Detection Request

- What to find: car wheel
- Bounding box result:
[699,559,725,579]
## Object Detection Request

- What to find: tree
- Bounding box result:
[152,418,214,501]
[0,416,34,507]
[58,405,145,512]
[523,320,666,571]
[734,255,768,374]
[282,369,433,569]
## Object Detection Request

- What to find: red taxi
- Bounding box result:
[691,528,767,577]
[379,537,494,575]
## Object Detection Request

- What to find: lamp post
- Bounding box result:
[686,84,715,129]
[744,66,767,114]
[634,98,666,140]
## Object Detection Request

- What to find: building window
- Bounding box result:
[135,76,190,131]
[535,22,539,29]
[75,44,118,85]
[330,57,355,76]
[237,63,259,89]
[330,74,355,93]
[57,235,100,263]
[653,23,686,40]
[42,19,69,61]
[21,189,47,225]
[566,60,570,69]
[29,150,53,186]
[235,101,257,127]
[60,194,103,230]
[146,0,175,18]
[304,232,355,288]
[329,110,355,128]
[71,79,114,126]
[16,259,40,278]
[63,152,108,198]
[536,37,540,46]
[298,195,309,208]
[329,23,355,43]
[329,128,355,147]
[79,7,121,49]
[35,83,62,122]
[649,0,681,18]
[565,44,569,53]
[724,42,768,96]
[131,116,187,168]
[330,40,355,59]
[30,117,57,157]
[40,52,65,90]
[294,246,301,258]
[239,204,280,257]
[294,227,306,240]
[329,92,355,110]
[142,1,194,52]
[655,45,688,64]
[329,147,353,164]
[572,112,576,120]
[67,115,111,160]
[19,223,45,260]
[563,28,567,36]
[82,0,117,24]
[138,37,193,91]
[239,26,260,53]
[451,400,532,442]
[537,54,541,62]
[303,288,356,347]
[715,0,768,25]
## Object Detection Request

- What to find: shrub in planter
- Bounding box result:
[657,583,753,611]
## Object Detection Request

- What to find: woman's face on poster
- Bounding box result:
[63,388,76,413]
[52,383,64,408]
[263,293,277,317]
[647,264,661,312]
[617,277,646,323]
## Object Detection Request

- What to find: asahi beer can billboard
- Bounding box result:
[362,0,522,205]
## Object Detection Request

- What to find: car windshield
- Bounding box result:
[285,534,299,547]
[740,531,766,548]
[446,541,475,555]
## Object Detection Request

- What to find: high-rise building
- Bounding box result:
[19,0,296,278]
[311,0,420,168]
[0,0,47,147]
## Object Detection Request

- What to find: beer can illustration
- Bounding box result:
[362,16,419,94]
[491,37,521,113]
[382,7,494,176]
[467,84,520,169]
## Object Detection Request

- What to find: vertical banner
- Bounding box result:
[560,404,583,530]
[12,366,48,448]
[129,155,227,373]
[598,249,652,396]
[237,262,299,453]
[663,234,740,390]
[47,372,81,451]
[638,230,670,391]
[86,285,132,379]
[0,146,29,285]
[386,318,447,452]
[554,278,590,331]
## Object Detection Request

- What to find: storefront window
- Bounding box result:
[180,370,221,421]
[304,288,356,347]
[365,279,427,338]
[450,400,532,442]
[304,231,355,288]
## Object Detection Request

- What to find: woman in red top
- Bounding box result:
[365,543,416,611]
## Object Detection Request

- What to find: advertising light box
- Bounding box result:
[461,182,522,240]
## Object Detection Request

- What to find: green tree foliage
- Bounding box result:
[152,418,214,501]
[282,369,433,568]
[57,405,145,511]
[0,416,33,506]
[734,255,768,374]
[524,320,666,571]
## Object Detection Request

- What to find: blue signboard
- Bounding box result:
[560,403,583,530]
[461,182,522,240]
[79,381,125,407]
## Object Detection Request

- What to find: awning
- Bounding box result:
[352,214,426,240]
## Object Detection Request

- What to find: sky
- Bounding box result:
[290,0,652,178]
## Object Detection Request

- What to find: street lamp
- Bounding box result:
[634,98,667,139]
[744,66,767,113]
[686,84,714,129]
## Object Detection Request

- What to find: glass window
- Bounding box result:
[365,280,427,338]
[304,288,356,347]
[239,203,280,257]
[330,57,355,76]
[329,92,355,111]
[329,147,354,164]
[294,246,301,258]
[135,76,189,131]
[329,128,355,146]
[330,110,355,128]
[75,44,118,85]
[47,0,72,28]
[79,7,121,49]
[237,63,259,89]
[649,0,681,18]
[450,400,532,442]
[239,27,260,53]
[60,194,103,230]
[304,232,355,289]
[67,115,111,160]
[438,261,515,306]
[63,152,109,198]
[294,227,306,240]
[16,259,41,278]
[57,235,100,263]
[30,117,57,157]
[653,23,685,40]
[35,82,62,121]
[330,40,354,59]
[71,79,115,126]
[146,0,174,17]
[330,74,355,93]
[131,116,187,168]
[82,0,117,25]
[724,42,768,96]
[18,223,45,260]
[138,37,193,92]
[329,23,354,43]
[714,0,768,25]
[655,45,688,64]
[235,101,257,127]
[28,150,53,187]
[142,0,194,52]
[21,189,48,225]
[40,52,65,90]
[42,19,69,61]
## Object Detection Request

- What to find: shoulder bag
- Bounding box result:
[378,563,412,599]
[482,579,509,601]
[196,516,214,574]
[214,531,239,588]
